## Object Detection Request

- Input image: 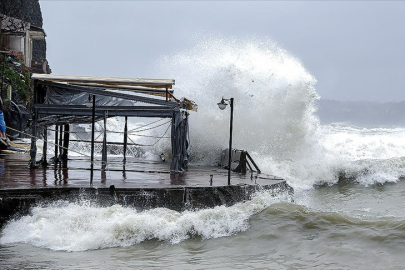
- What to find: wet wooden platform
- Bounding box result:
[0,149,291,226]
[0,152,285,190]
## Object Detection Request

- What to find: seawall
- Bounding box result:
[0,181,292,227]
[0,154,292,227]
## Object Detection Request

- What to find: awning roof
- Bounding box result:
[32,74,175,89]
[32,74,197,126]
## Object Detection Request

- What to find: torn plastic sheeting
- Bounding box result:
[44,86,137,107]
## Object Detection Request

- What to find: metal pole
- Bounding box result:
[227,98,234,185]
[101,110,107,171]
[62,124,69,160]
[90,95,95,185]
[54,125,58,161]
[29,109,38,168]
[42,126,47,166]
[28,80,38,168]
[123,116,128,162]
[58,125,63,159]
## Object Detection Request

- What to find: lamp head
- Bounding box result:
[85,94,93,108]
[217,98,228,110]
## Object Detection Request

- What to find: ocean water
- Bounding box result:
[1,36,405,269]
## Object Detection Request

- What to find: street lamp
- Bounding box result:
[217,97,234,185]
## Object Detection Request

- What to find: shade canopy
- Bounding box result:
[31,74,175,89]
[31,73,197,126]
[29,74,193,174]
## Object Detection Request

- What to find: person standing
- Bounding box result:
[0,106,6,138]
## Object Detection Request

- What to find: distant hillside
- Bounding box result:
[316,99,405,127]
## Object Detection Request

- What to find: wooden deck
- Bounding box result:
[0,151,285,190]
[0,150,292,226]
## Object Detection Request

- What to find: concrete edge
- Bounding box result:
[0,182,293,228]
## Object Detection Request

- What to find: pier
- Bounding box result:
[0,152,291,226]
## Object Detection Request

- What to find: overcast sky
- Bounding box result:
[40,1,405,102]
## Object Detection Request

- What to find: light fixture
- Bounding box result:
[217,98,228,110]
[85,94,93,108]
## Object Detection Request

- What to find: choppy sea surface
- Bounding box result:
[1,176,405,269]
[1,36,405,269]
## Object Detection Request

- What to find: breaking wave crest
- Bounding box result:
[3,190,405,251]
[47,35,405,190]
[154,34,405,189]
[157,35,319,164]
[0,192,290,251]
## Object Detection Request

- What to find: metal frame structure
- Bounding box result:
[28,74,194,177]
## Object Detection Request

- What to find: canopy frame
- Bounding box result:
[29,74,192,177]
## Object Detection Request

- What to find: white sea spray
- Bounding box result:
[0,192,290,251]
[43,35,405,189]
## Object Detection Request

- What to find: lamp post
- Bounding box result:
[217,97,234,185]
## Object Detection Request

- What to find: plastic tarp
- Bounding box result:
[45,85,138,107]
[4,102,30,138]
[37,85,144,125]
[170,109,189,173]
[35,83,190,174]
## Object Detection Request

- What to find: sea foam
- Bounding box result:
[0,192,290,251]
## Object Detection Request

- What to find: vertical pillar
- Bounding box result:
[170,109,180,174]
[182,112,189,169]
[123,116,128,162]
[90,95,95,186]
[54,125,59,162]
[239,150,247,175]
[61,124,69,160]
[41,126,48,166]
[29,108,37,168]
[227,98,234,186]
[101,110,107,171]
[58,125,63,159]
[28,80,38,168]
